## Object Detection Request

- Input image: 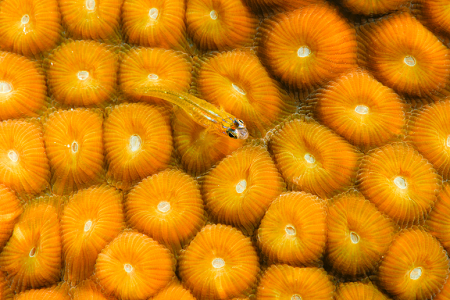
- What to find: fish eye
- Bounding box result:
[234,119,245,128]
[227,129,238,139]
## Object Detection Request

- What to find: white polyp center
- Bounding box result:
[84,220,92,232]
[292,295,302,300]
[71,141,78,153]
[447,135,450,147]
[0,82,12,93]
[210,10,218,20]
[232,83,246,95]
[404,56,416,67]
[8,150,18,162]
[148,73,158,80]
[86,0,95,10]
[297,46,311,58]
[77,71,89,80]
[285,224,296,236]
[350,231,360,244]
[355,105,369,115]
[124,263,133,273]
[157,201,171,213]
[304,153,315,164]
[149,7,159,19]
[129,135,142,152]
[410,267,422,280]
[21,14,30,25]
[394,176,407,189]
[212,258,225,269]
[29,247,36,257]
[236,179,247,193]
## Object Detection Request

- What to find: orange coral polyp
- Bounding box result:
[0,271,13,300]
[435,276,450,300]
[125,169,205,253]
[0,51,46,120]
[44,109,104,195]
[409,101,450,179]
[270,119,360,198]
[379,228,449,300]
[327,192,395,277]
[420,0,450,37]
[256,265,334,300]
[257,4,357,91]
[0,0,61,57]
[72,280,110,300]
[103,103,173,188]
[186,0,258,51]
[335,282,390,300]
[203,146,284,235]
[0,200,61,292]
[152,281,197,300]
[178,224,260,300]
[173,109,244,176]
[315,70,404,150]
[61,185,124,284]
[122,0,187,50]
[427,184,450,253]
[195,50,296,137]
[0,184,22,251]
[95,231,175,300]
[340,0,409,15]
[14,286,71,300]
[59,0,122,40]
[47,40,117,107]
[358,142,441,226]
[0,120,50,195]
[257,192,327,267]
[119,47,192,107]
[358,13,450,97]
[242,0,324,16]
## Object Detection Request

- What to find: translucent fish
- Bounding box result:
[132,85,249,140]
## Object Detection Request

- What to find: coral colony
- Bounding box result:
[2,0,450,299]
